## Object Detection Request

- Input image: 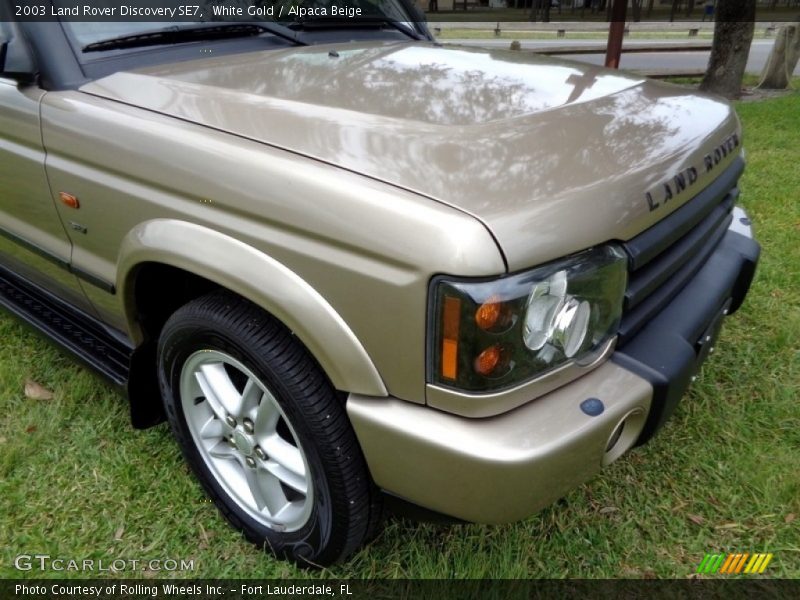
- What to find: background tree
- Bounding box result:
[757,23,800,89]
[529,0,552,23]
[669,0,680,21]
[700,0,756,99]
[631,0,644,22]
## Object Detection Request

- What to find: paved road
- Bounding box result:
[443,39,800,76]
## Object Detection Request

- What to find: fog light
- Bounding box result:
[606,421,625,452]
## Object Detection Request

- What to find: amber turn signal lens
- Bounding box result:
[58,192,80,209]
[475,295,508,331]
[441,296,461,380]
[474,345,502,376]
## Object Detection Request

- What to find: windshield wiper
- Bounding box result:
[82,22,306,53]
[288,17,423,41]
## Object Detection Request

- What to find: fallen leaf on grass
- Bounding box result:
[621,565,639,577]
[114,525,124,541]
[688,514,705,526]
[599,506,618,514]
[786,513,796,524]
[715,522,741,529]
[672,499,689,512]
[198,523,210,550]
[24,380,53,400]
[25,425,37,433]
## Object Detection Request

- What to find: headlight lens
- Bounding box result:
[522,269,591,358]
[429,245,627,392]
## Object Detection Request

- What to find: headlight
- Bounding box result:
[429,245,627,393]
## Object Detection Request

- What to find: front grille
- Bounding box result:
[617,157,744,344]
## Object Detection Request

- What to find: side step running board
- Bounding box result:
[0,265,132,386]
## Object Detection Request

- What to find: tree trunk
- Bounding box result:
[605,0,629,68]
[669,0,680,22]
[685,0,696,16]
[528,0,540,22]
[632,0,642,21]
[700,0,756,99]
[757,23,800,89]
[646,0,655,17]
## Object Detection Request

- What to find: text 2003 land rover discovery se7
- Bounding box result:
[1,1,759,566]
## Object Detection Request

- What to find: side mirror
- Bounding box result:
[0,34,8,72]
[0,21,36,81]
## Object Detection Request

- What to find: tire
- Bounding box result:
[157,290,382,566]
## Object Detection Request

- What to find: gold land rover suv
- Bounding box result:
[0,1,759,566]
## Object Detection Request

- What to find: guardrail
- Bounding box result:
[526,42,712,78]
[531,42,712,55]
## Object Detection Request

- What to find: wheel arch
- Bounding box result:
[119,219,387,427]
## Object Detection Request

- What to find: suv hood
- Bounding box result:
[82,41,741,270]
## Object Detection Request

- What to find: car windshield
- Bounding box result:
[58,0,419,48]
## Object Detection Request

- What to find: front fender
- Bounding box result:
[118,218,387,397]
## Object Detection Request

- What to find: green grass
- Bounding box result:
[663,74,800,90]
[1,94,799,580]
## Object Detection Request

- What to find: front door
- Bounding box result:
[0,78,95,313]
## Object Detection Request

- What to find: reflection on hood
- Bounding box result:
[82,41,738,269]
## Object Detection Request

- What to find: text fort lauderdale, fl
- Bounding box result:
[16,583,354,597]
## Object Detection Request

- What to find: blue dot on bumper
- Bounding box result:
[580,398,605,416]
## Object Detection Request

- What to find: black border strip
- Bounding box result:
[1,578,797,599]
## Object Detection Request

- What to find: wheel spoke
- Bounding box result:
[245,466,289,516]
[263,459,308,495]
[261,433,306,491]
[254,395,280,438]
[271,500,303,525]
[207,439,237,460]
[199,415,229,440]
[238,377,264,421]
[195,363,241,419]
[186,397,223,436]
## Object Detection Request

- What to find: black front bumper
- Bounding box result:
[612,222,760,444]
